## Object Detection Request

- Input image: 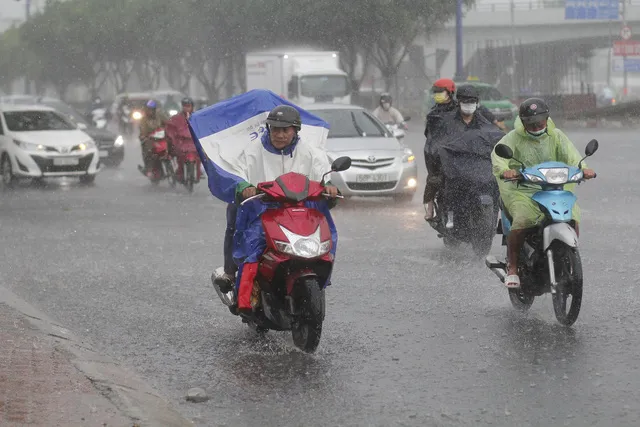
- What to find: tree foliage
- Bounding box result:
[0,0,470,100]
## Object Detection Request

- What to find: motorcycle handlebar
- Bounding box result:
[239,191,343,206]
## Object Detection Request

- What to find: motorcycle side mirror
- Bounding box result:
[404,116,411,122]
[494,144,513,159]
[331,156,351,172]
[584,139,598,157]
[578,139,598,169]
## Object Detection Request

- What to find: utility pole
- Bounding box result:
[623,0,628,98]
[454,0,464,80]
[510,0,517,98]
[607,17,613,88]
[22,0,32,95]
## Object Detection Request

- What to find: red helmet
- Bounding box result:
[432,78,456,94]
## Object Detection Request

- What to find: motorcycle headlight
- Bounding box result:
[524,173,544,183]
[169,109,178,116]
[402,147,415,163]
[539,167,569,184]
[14,139,44,151]
[570,170,584,182]
[275,225,331,258]
[132,111,143,121]
[114,135,124,147]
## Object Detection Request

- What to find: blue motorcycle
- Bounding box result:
[486,139,598,326]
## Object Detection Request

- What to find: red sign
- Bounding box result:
[614,40,640,56]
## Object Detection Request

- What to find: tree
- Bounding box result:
[20,1,95,99]
[0,27,28,94]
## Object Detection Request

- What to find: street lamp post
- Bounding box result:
[454,0,465,80]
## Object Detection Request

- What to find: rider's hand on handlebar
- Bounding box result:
[502,169,520,180]
[324,185,339,198]
[242,187,258,199]
[583,168,597,180]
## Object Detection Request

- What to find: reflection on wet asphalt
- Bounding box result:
[1,128,639,426]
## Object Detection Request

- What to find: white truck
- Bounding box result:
[245,50,351,104]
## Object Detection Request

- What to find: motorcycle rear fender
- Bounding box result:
[543,222,578,251]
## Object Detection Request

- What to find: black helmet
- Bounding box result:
[380,93,392,104]
[519,98,550,125]
[181,97,194,106]
[266,105,301,130]
[456,85,479,102]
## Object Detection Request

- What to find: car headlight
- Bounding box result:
[402,147,415,163]
[132,111,143,121]
[524,173,544,183]
[275,225,331,259]
[570,170,584,182]
[13,139,44,151]
[169,109,178,116]
[539,167,569,184]
[77,140,96,151]
[114,135,124,147]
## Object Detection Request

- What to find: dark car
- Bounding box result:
[4,96,124,167]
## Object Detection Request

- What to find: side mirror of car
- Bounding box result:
[331,156,352,172]
[494,144,513,159]
[585,139,598,157]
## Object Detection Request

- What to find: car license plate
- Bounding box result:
[53,157,79,166]
[99,150,109,157]
[356,174,390,183]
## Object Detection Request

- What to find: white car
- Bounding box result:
[304,104,418,202]
[0,104,100,186]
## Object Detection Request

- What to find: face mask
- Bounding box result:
[433,92,449,104]
[382,102,391,110]
[527,127,547,137]
[460,103,477,115]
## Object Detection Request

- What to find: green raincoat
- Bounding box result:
[491,117,586,230]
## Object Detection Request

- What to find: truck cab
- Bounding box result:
[287,70,351,104]
[246,50,352,105]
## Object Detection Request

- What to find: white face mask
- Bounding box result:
[528,127,547,137]
[460,103,477,115]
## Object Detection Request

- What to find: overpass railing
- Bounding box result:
[471,0,640,13]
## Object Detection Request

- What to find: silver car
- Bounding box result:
[305,104,418,202]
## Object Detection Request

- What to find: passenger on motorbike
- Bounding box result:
[166,97,196,181]
[137,100,170,175]
[491,98,596,289]
[423,84,499,222]
[423,79,458,219]
[372,93,407,129]
[218,105,339,314]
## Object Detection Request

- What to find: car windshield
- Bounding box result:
[123,98,149,110]
[300,75,350,97]
[310,109,387,138]
[4,110,76,131]
[476,86,506,101]
[42,101,89,126]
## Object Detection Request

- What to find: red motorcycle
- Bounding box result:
[172,140,202,193]
[146,128,176,186]
[212,156,351,353]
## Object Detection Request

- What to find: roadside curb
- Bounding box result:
[0,284,193,427]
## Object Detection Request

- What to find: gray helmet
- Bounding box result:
[266,105,301,130]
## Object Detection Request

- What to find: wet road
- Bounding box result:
[1,125,639,426]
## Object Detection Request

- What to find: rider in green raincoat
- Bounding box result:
[491,98,597,289]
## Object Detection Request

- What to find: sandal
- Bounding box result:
[505,274,520,289]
